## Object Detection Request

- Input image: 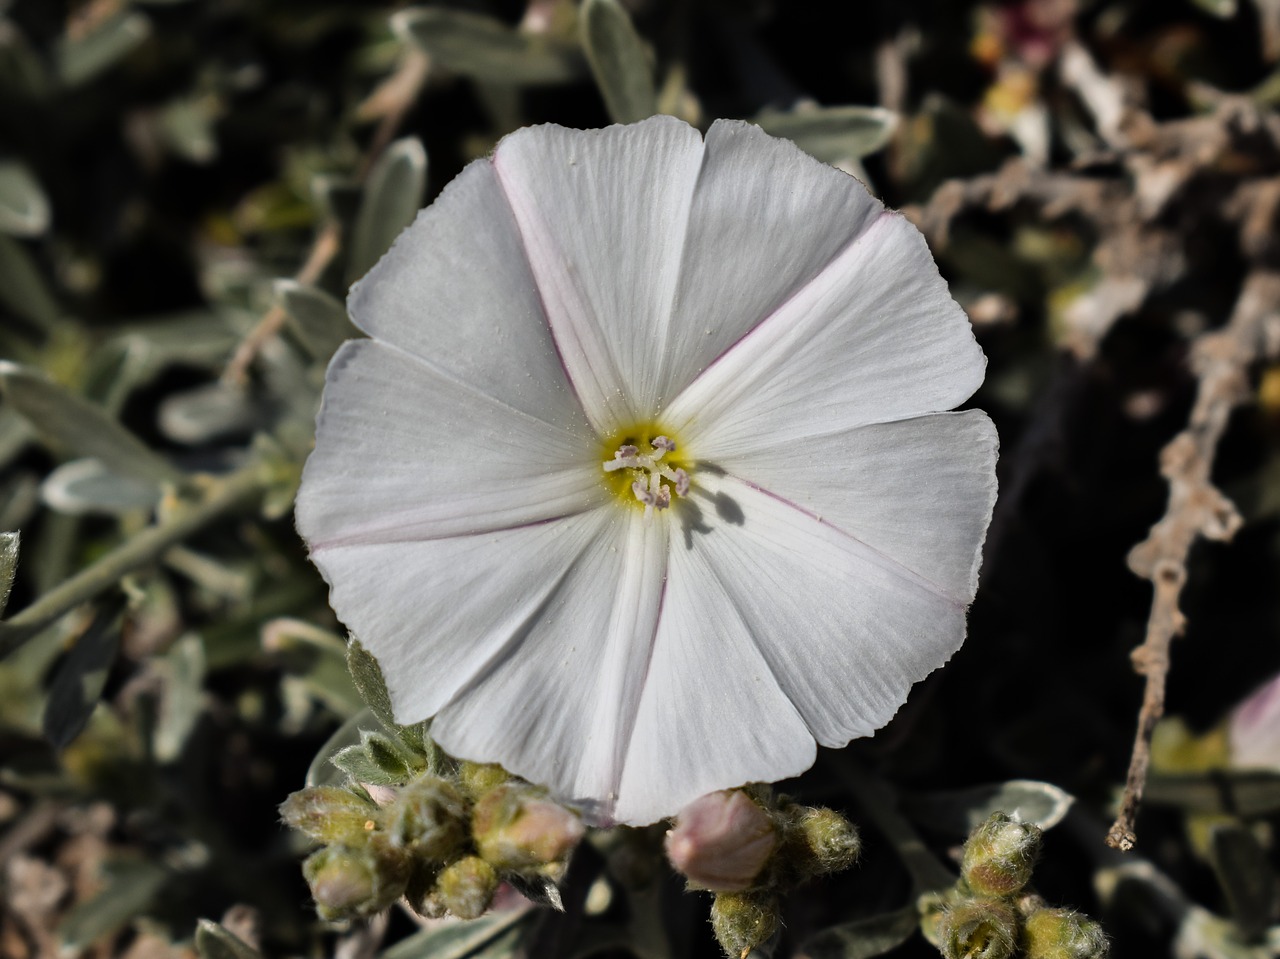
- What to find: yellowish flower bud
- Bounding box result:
[665,790,779,892]
[458,761,510,798]
[436,855,499,920]
[961,813,1041,897]
[1022,907,1109,959]
[302,845,409,921]
[710,891,780,959]
[939,898,1020,959]
[383,776,469,861]
[790,806,860,877]
[279,786,378,847]
[473,783,585,871]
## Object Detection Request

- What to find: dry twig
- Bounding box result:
[1106,269,1280,850]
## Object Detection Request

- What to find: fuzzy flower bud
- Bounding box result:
[961,813,1041,897]
[939,898,1020,959]
[1021,907,1109,959]
[789,806,860,878]
[1228,673,1280,770]
[436,855,499,920]
[710,891,780,959]
[383,776,469,860]
[302,845,409,921]
[459,761,510,798]
[279,786,378,847]
[473,783,585,871]
[665,790,779,892]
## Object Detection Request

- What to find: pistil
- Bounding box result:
[603,435,690,515]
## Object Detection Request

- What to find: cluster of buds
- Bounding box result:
[280,759,584,923]
[922,813,1107,959]
[664,789,862,958]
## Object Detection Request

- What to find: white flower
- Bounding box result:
[296,115,998,826]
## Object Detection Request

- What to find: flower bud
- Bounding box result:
[280,786,377,846]
[961,813,1041,897]
[710,891,780,959]
[302,845,409,921]
[436,855,499,920]
[789,806,860,878]
[939,898,1019,959]
[1228,673,1280,770]
[458,761,510,798]
[665,790,779,892]
[473,783,585,871]
[1022,907,1109,959]
[383,776,469,861]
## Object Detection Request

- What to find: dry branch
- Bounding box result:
[1106,269,1280,850]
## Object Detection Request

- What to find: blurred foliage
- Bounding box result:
[3,0,1280,958]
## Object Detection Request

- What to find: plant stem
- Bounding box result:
[0,465,267,656]
[831,756,957,895]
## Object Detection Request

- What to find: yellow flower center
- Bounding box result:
[600,424,691,514]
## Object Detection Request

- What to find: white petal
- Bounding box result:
[491,116,705,432]
[664,213,986,455]
[613,527,814,824]
[296,340,603,548]
[347,158,586,428]
[706,411,998,604]
[651,119,883,408]
[310,510,618,723]
[431,508,669,821]
[669,472,969,750]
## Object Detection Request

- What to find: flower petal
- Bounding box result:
[612,523,814,824]
[664,212,986,453]
[431,508,669,821]
[651,119,883,407]
[703,411,998,604]
[308,510,619,724]
[490,115,705,432]
[295,340,602,549]
[664,472,969,751]
[347,157,586,428]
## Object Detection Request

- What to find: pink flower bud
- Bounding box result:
[1229,673,1280,770]
[665,790,778,892]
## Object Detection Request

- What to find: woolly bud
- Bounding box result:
[436,855,499,920]
[302,845,409,921]
[961,813,1042,897]
[458,761,510,798]
[473,783,585,871]
[939,898,1020,959]
[790,806,860,878]
[665,790,779,892]
[1022,907,1109,959]
[383,776,469,860]
[279,786,377,846]
[710,891,781,959]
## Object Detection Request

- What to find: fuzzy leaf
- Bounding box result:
[194,919,264,959]
[1208,824,1275,939]
[393,8,581,86]
[332,742,403,786]
[902,780,1075,836]
[580,0,655,124]
[0,234,58,329]
[41,458,161,516]
[0,364,182,486]
[347,138,427,285]
[56,10,151,87]
[755,106,899,164]
[0,161,51,236]
[0,531,17,618]
[276,279,359,361]
[505,872,565,912]
[798,906,920,959]
[378,909,531,959]
[43,599,123,749]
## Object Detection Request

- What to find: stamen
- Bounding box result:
[604,435,689,512]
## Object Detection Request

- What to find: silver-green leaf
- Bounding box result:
[276,279,359,361]
[0,161,51,236]
[755,105,899,164]
[347,137,427,285]
[393,8,582,86]
[0,531,17,618]
[0,363,182,486]
[55,11,152,88]
[580,0,656,124]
